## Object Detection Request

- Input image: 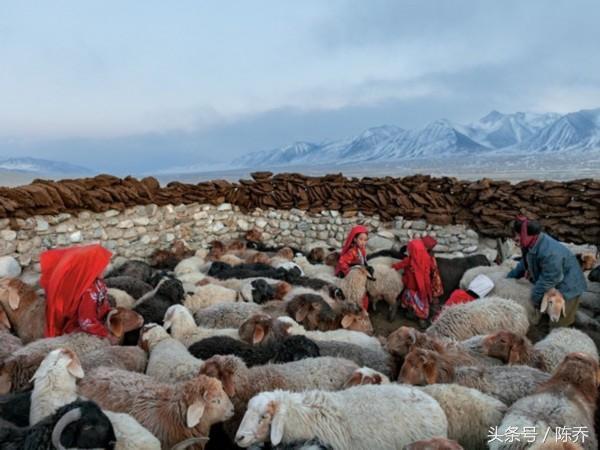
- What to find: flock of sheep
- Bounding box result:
[1,231,600,450]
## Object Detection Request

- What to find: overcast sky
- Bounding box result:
[1,0,599,173]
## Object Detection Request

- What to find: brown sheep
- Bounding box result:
[399,347,550,405]
[0,309,22,364]
[481,331,547,370]
[79,367,234,449]
[540,287,566,323]
[0,277,45,343]
[307,247,326,264]
[150,240,195,269]
[577,252,598,271]
[324,251,340,267]
[276,247,295,261]
[245,228,263,243]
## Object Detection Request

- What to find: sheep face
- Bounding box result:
[250,279,275,304]
[274,281,292,300]
[399,348,453,386]
[0,277,37,310]
[138,323,168,351]
[482,331,528,364]
[540,288,566,322]
[276,247,294,261]
[186,375,235,429]
[307,247,326,264]
[238,314,274,345]
[340,310,374,335]
[106,307,144,341]
[549,352,600,396]
[385,326,421,357]
[235,393,282,447]
[324,251,340,267]
[344,367,389,388]
[33,348,84,381]
[55,401,117,450]
[199,355,241,397]
[577,253,598,271]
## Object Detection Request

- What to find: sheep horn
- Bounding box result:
[133,277,167,308]
[170,436,210,450]
[51,407,82,450]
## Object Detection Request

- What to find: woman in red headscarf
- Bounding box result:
[40,244,116,341]
[335,225,370,310]
[392,237,443,322]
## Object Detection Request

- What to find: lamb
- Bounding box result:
[365,264,403,320]
[199,354,359,439]
[0,399,116,450]
[314,340,393,377]
[234,385,448,450]
[275,316,382,351]
[339,266,372,308]
[420,384,507,450]
[399,347,551,405]
[29,349,84,425]
[426,297,529,341]
[489,352,598,450]
[107,288,136,309]
[105,275,154,299]
[183,284,239,314]
[140,324,204,383]
[188,335,320,367]
[0,277,46,343]
[78,366,234,449]
[163,305,240,347]
[0,310,22,364]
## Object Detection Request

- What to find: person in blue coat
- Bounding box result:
[507,216,587,328]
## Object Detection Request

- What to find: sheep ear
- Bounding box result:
[0,310,10,329]
[107,310,124,339]
[344,372,362,388]
[269,401,285,446]
[0,368,11,395]
[408,328,417,344]
[186,400,205,428]
[373,374,382,384]
[540,294,549,313]
[561,299,566,318]
[66,353,85,379]
[8,288,20,310]
[341,315,354,329]
[252,324,266,345]
[295,305,310,323]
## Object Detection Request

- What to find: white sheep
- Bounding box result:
[421,383,507,450]
[103,411,161,450]
[293,256,336,284]
[174,256,211,276]
[141,323,204,383]
[164,304,239,347]
[427,297,530,341]
[235,385,448,450]
[533,327,599,372]
[107,288,136,309]
[177,272,207,286]
[366,264,403,320]
[30,348,84,424]
[183,284,239,314]
[276,317,382,352]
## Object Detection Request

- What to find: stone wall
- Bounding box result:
[0,203,483,277]
[0,173,598,244]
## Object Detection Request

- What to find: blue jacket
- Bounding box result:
[507,233,587,306]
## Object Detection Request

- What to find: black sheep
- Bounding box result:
[0,390,31,428]
[104,276,153,299]
[245,240,304,255]
[104,260,154,283]
[435,254,491,302]
[250,279,276,304]
[368,246,408,261]
[0,399,116,450]
[208,262,299,282]
[188,335,319,367]
[590,266,600,282]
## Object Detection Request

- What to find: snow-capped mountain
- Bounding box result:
[0,157,92,174]
[232,108,600,169]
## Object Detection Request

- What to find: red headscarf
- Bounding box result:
[516,215,538,249]
[406,239,433,304]
[421,236,438,251]
[40,244,112,337]
[340,225,369,256]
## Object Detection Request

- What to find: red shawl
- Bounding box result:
[40,244,112,337]
[421,236,438,251]
[335,225,368,276]
[395,239,433,303]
